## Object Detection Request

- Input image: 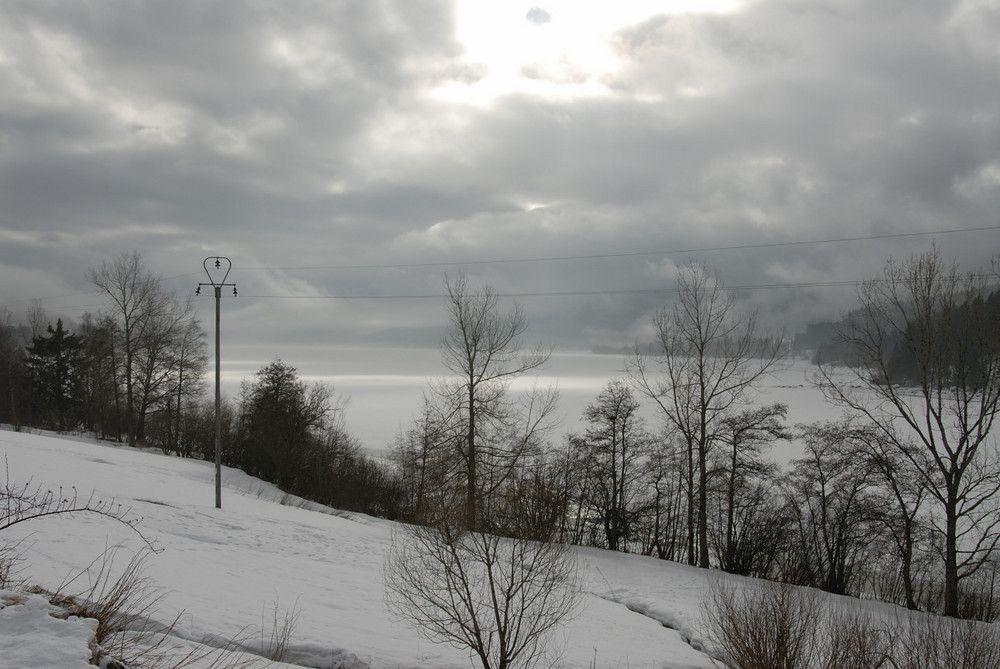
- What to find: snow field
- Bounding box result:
[1,429,724,668]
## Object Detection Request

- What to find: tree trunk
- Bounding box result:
[466,384,478,531]
[125,350,136,446]
[686,438,696,565]
[698,444,710,568]
[725,453,736,572]
[902,536,917,610]
[944,492,960,617]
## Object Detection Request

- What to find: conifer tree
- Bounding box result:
[26,319,84,431]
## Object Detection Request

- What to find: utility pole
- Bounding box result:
[197,257,236,509]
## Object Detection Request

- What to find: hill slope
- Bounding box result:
[0,428,841,668]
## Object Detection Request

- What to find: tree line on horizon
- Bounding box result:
[2,246,999,624]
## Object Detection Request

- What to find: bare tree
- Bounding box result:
[384,502,580,669]
[628,260,783,567]
[88,250,198,446]
[390,394,460,523]
[714,403,790,575]
[785,421,882,595]
[568,379,653,551]
[77,312,119,439]
[639,436,688,560]
[26,299,48,339]
[0,308,31,428]
[439,274,555,531]
[167,315,209,456]
[143,311,208,455]
[130,294,203,445]
[854,425,928,611]
[817,247,1000,616]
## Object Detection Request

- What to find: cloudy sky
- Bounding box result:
[2,0,999,364]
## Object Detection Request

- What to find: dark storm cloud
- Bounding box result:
[0,0,463,237]
[0,0,997,352]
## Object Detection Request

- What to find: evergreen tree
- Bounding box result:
[25,319,84,431]
[235,359,336,489]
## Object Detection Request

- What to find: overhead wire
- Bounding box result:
[231,225,1000,300]
[232,225,1000,272]
[238,275,1000,301]
[9,224,1000,309]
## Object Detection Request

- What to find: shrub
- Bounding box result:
[703,578,819,669]
[385,505,581,669]
[897,611,1000,669]
[704,575,1000,669]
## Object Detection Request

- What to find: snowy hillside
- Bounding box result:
[0,428,893,669]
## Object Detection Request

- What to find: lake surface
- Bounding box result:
[219,345,830,462]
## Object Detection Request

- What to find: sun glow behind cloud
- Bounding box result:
[435,0,740,104]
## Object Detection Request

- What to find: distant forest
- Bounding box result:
[793,288,1000,383]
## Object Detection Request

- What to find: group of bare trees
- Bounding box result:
[1,251,208,451]
[619,250,999,619]
[628,261,785,568]
[390,263,791,568]
[817,247,1000,618]
[5,243,998,642]
[391,250,1000,626]
[87,251,210,448]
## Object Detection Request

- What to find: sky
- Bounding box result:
[1,0,999,430]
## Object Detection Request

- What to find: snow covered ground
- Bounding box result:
[0,426,891,669]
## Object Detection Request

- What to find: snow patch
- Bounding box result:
[0,590,98,669]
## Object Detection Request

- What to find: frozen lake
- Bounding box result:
[219,345,830,461]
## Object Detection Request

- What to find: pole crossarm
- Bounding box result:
[196,256,236,509]
[197,256,237,296]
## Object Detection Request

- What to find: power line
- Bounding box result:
[15,270,999,311]
[233,225,1000,272]
[9,224,998,309]
[238,272,1000,301]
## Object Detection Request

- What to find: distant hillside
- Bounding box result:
[791,321,839,355]
[790,320,861,366]
[791,287,1000,372]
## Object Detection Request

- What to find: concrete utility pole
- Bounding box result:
[197,257,236,509]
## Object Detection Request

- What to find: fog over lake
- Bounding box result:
[219,345,824,461]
